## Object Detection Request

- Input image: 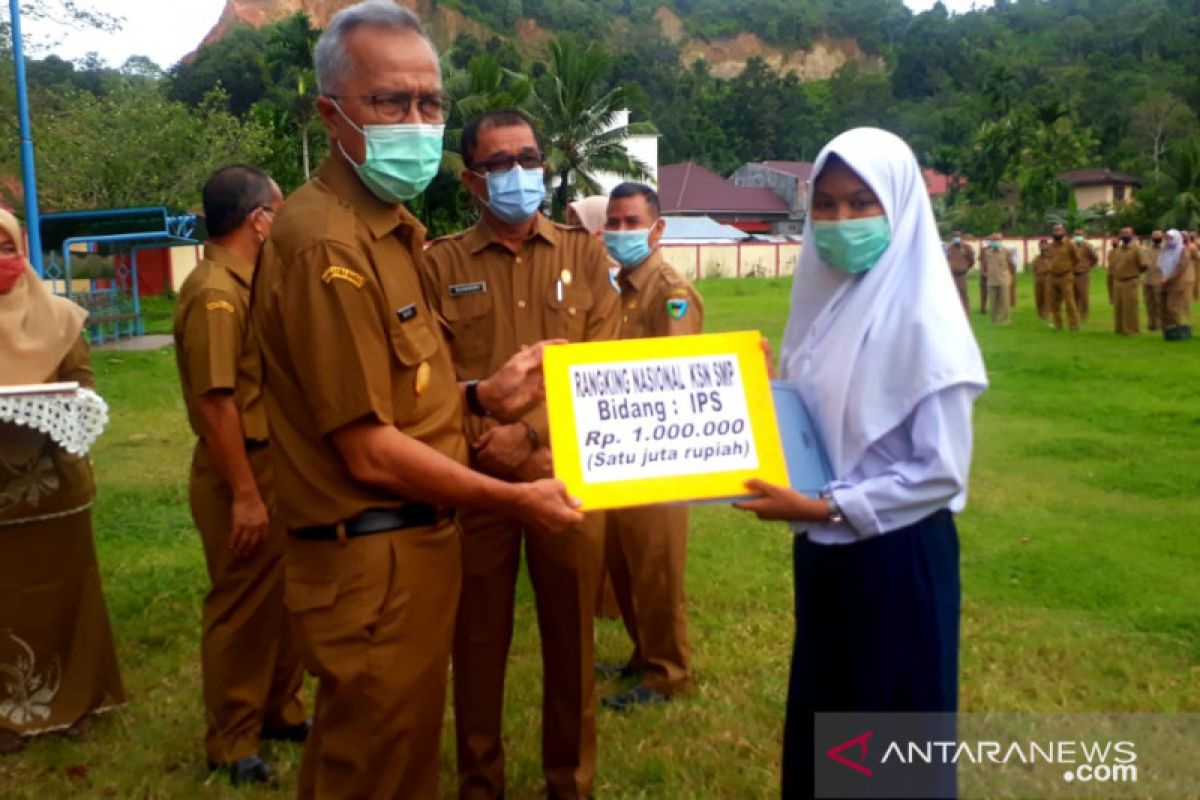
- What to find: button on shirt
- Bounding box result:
[251,156,467,529]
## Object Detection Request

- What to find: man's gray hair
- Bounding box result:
[314,1,432,95]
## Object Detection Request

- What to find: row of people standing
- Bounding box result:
[169,3,703,796]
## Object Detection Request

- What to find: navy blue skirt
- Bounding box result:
[781,509,960,799]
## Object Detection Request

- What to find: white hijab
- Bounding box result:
[780,127,987,478]
[1158,229,1183,279]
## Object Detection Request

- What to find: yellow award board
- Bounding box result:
[543,330,788,511]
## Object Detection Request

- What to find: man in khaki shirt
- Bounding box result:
[980,232,1014,325]
[1046,223,1081,330]
[174,165,307,787]
[1107,226,1146,335]
[1142,230,1165,331]
[594,182,703,711]
[1031,238,1052,322]
[422,108,620,800]
[1072,229,1099,322]
[249,9,582,799]
[945,231,974,313]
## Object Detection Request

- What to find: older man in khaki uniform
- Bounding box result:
[1107,227,1146,335]
[593,182,703,712]
[945,231,974,313]
[1072,229,1099,321]
[1142,230,1165,330]
[1046,223,1081,330]
[249,9,582,799]
[422,109,620,800]
[980,232,1014,325]
[174,165,307,787]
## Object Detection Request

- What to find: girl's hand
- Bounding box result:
[734,479,829,522]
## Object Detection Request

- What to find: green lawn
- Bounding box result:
[2,273,1197,798]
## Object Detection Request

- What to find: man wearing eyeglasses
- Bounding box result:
[249,5,584,799]
[421,108,621,800]
[174,164,306,788]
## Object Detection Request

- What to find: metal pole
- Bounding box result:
[9,0,44,274]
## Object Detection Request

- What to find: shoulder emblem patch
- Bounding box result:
[321,266,365,288]
[666,297,689,321]
[206,299,236,314]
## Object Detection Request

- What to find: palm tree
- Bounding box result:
[534,35,650,219]
[1158,140,1200,231]
[442,53,535,174]
[264,13,320,180]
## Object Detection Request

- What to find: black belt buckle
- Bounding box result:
[291,505,452,541]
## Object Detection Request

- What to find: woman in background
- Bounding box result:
[0,208,125,754]
[736,128,987,798]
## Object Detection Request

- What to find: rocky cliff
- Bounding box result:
[199,0,880,81]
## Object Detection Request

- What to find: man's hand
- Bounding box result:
[513,478,583,534]
[513,447,554,482]
[476,340,566,422]
[473,423,535,477]
[228,491,269,557]
[734,478,828,522]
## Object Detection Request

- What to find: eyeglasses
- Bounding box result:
[327,91,448,123]
[472,150,545,175]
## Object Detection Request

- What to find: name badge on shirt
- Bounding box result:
[396,303,418,323]
[449,281,486,297]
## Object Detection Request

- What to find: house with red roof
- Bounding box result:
[658,162,794,234]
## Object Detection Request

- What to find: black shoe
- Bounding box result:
[229,755,278,787]
[601,685,668,712]
[594,661,640,679]
[261,717,312,743]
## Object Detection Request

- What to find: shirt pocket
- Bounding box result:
[388,314,443,421]
[544,283,594,342]
[440,292,495,378]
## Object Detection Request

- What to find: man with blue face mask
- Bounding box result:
[597,183,703,712]
[421,108,621,800]
[249,7,585,798]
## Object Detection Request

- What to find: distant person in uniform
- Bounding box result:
[945,230,974,313]
[980,232,1014,325]
[1046,223,1081,330]
[597,182,703,711]
[1032,238,1052,323]
[1142,230,1164,331]
[1159,229,1192,337]
[1107,226,1146,335]
[249,7,583,798]
[1072,229,1099,321]
[734,127,987,800]
[173,165,307,786]
[421,108,620,800]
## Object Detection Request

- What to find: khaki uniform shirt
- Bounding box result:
[1141,244,1163,285]
[173,242,267,442]
[946,243,975,274]
[980,247,1014,287]
[1108,244,1146,282]
[250,156,466,529]
[1075,241,1099,272]
[1045,240,1080,275]
[422,215,621,446]
[617,250,704,339]
[1032,253,1051,277]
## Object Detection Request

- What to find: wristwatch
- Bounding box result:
[821,491,845,525]
[465,380,490,417]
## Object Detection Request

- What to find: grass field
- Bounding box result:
[2,273,1198,799]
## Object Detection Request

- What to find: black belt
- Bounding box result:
[245,439,269,451]
[291,505,452,541]
[952,270,969,277]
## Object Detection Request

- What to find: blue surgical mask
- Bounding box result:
[483,166,546,223]
[333,100,444,203]
[603,229,653,269]
[811,216,891,274]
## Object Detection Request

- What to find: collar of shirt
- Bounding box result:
[202,241,255,287]
[461,212,561,255]
[618,248,662,293]
[316,155,426,244]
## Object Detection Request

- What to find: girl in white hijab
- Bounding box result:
[736,128,987,797]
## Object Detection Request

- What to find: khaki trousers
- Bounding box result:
[189,443,305,766]
[604,505,691,696]
[1050,273,1080,330]
[1112,278,1140,334]
[453,511,604,800]
[1035,274,1050,319]
[979,273,988,314]
[952,272,969,313]
[1143,283,1163,330]
[286,522,461,800]
[1073,271,1091,321]
[987,285,1011,325]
